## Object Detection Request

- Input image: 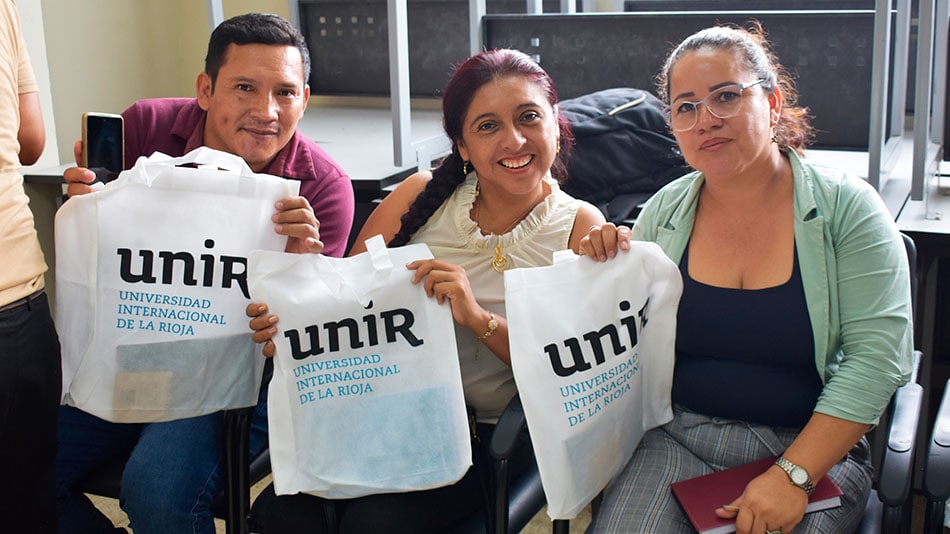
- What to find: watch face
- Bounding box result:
[791,467,808,485]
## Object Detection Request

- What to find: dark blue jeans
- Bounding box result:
[56,380,269,533]
[0,291,62,534]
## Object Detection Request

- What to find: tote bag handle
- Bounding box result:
[174,146,254,175]
[127,148,289,199]
[309,235,393,307]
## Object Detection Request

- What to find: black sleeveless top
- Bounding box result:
[672,245,822,428]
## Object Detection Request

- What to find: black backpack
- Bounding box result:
[560,87,691,225]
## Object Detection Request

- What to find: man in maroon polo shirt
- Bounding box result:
[56,13,354,533]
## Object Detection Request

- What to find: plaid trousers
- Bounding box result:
[587,406,873,534]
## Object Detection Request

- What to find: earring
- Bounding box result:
[556,141,561,154]
[462,160,469,175]
[770,127,778,144]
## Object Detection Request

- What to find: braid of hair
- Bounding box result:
[388,151,468,247]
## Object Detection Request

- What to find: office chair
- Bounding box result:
[217,406,272,534]
[451,395,547,534]
[855,357,924,533]
[855,232,925,533]
[465,374,921,534]
[922,378,950,533]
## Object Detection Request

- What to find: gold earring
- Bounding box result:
[556,142,561,154]
[462,160,469,175]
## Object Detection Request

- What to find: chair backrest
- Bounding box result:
[451,394,547,534]
[857,232,922,534]
[902,232,917,310]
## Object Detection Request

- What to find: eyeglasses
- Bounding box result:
[666,79,768,132]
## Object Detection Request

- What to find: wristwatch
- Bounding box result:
[480,312,498,339]
[775,456,815,495]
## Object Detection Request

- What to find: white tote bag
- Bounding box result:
[504,242,683,519]
[247,235,471,499]
[55,147,299,423]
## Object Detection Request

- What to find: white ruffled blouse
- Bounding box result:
[410,172,585,421]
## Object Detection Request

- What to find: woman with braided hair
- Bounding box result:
[246,48,604,532]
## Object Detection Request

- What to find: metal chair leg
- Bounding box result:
[224,407,253,534]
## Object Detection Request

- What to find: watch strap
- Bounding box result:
[479,312,498,339]
[775,456,815,495]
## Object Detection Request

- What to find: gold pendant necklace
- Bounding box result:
[474,183,544,273]
[491,245,509,273]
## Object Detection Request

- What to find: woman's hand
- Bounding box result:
[717,466,808,534]
[406,259,483,331]
[246,303,279,358]
[579,223,632,261]
[406,258,511,365]
[274,196,324,254]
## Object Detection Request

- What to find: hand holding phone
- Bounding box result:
[81,112,124,183]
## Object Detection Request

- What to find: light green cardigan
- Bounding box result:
[631,150,913,425]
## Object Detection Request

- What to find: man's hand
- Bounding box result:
[64,140,99,197]
[274,196,324,254]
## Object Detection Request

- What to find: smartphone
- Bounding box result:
[82,112,124,183]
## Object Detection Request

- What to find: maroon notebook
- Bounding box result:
[671,456,843,534]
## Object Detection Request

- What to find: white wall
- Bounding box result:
[583,0,625,11]
[37,0,288,166]
[35,0,612,167]
[18,1,57,170]
[23,1,286,303]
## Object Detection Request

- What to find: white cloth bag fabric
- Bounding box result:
[55,147,299,423]
[247,235,471,499]
[504,243,683,519]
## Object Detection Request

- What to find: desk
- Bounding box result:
[19,166,66,309]
[897,190,950,426]
[888,160,950,496]
[806,140,914,218]
[298,102,445,200]
[298,101,446,250]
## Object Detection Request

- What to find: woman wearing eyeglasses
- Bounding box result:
[582,24,913,534]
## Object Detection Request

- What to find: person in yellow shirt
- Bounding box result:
[0,1,58,532]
